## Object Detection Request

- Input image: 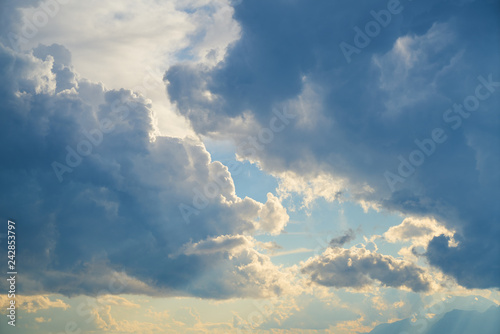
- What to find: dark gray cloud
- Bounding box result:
[0,42,291,299]
[302,247,432,292]
[329,229,356,247]
[165,0,500,288]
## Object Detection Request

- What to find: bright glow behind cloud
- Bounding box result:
[16,0,240,137]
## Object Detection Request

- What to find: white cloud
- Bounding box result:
[15,0,240,137]
[276,170,348,210]
[384,216,456,247]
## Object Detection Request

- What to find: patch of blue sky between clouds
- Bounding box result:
[204,137,405,267]
[260,199,405,267]
[203,137,278,203]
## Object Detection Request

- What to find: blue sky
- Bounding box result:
[0,0,499,333]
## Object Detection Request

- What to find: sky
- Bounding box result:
[0,0,499,333]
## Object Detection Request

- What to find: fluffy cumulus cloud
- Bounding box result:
[165,0,500,288]
[384,217,456,246]
[301,246,433,292]
[382,216,457,262]
[169,234,299,298]
[0,42,293,299]
[1,0,242,138]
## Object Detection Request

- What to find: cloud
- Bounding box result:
[330,229,357,248]
[256,240,283,254]
[383,217,457,261]
[276,170,348,210]
[176,234,253,257]
[383,217,458,261]
[95,295,141,308]
[0,295,69,314]
[270,248,313,257]
[384,217,453,244]
[176,236,301,299]
[258,192,290,234]
[301,246,433,292]
[0,42,291,299]
[165,0,500,288]
[6,0,241,138]
[334,316,373,334]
